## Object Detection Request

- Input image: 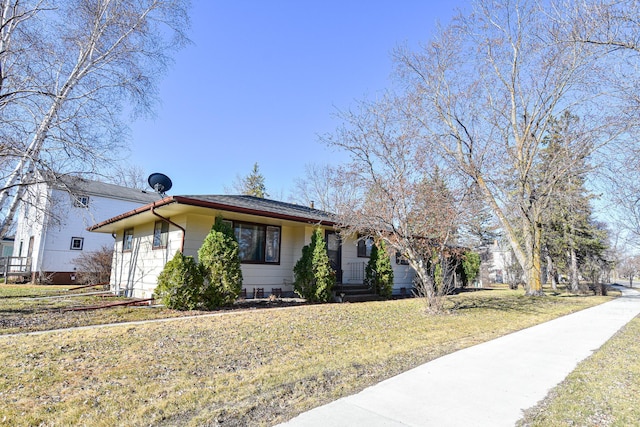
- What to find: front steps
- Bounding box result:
[333,282,383,303]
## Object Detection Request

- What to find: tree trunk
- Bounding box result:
[546,253,557,290]
[526,221,544,295]
[570,246,580,293]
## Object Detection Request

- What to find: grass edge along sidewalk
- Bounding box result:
[518,305,640,425]
[0,287,620,426]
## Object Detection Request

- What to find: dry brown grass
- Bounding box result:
[0,285,615,426]
[0,284,226,335]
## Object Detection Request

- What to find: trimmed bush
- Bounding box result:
[461,250,481,287]
[294,227,334,302]
[198,217,243,308]
[154,251,205,310]
[365,239,394,299]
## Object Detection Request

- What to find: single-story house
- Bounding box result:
[88,195,415,299]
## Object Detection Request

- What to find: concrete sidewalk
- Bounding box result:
[279,285,640,427]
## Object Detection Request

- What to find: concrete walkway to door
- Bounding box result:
[278,285,640,427]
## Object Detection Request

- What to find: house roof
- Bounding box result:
[88,195,336,233]
[54,176,159,204]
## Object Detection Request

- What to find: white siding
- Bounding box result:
[111,223,182,298]
[340,235,415,292]
[42,189,156,272]
[12,182,49,272]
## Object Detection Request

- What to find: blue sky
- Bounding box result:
[127,1,466,198]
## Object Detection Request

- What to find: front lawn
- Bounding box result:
[0,284,247,335]
[0,286,615,426]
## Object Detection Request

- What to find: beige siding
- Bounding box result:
[110,222,182,298]
[341,234,415,292]
[108,209,416,299]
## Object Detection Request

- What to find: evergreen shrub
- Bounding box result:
[198,217,243,308]
[154,217,243,310]
[154,251,205,310]
[365,239,394,299]
[293,227,334,302]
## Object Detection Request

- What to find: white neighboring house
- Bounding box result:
[12,177,158,285]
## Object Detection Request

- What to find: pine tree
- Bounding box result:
[539,113,607,293]
[242,163,268,198]
[461,251,481,287]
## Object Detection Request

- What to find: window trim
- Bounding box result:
[357,236,374,258]
[231,220,281,265]
[74,195,90,207]
[70,237,84,250]
[395,251,409,265]
[123,228,134,252]
[152,220,169,249]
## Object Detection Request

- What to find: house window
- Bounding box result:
[123,228,134,251]
[357,236,374,258]
[70,237,84,250]
[395,251,410,265]
[233,221,280,264]
[153,221,169,248]
[74,195,90,207]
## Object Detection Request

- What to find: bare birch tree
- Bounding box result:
[0,0,190,238]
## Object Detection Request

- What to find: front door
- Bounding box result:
[325,231,342,283]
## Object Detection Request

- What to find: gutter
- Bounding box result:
[151,203,185,253]
[171,196,337,226]
[88,195,337,232]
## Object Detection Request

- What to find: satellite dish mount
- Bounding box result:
[148,173,173,197]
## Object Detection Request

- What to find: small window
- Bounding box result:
[123,228,134,251]
[396,251,409,265]
[70,237,84,250]
[74,195,90,207]
[357,236,374,258]
[153,221,169,248]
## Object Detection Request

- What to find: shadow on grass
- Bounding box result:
[447,288,595,314]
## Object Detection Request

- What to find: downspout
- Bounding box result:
[111,233,119,296]
[151,205,185,253]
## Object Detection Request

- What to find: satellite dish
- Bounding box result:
[148,173,173,196]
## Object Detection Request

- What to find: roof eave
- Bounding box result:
[88,195,336,232]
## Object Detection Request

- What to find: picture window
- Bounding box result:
[232,221,280,264]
